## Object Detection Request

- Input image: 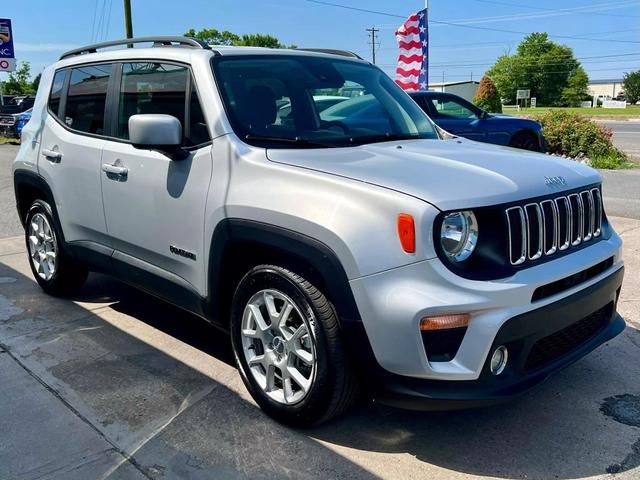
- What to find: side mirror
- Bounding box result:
[129,114,188,160]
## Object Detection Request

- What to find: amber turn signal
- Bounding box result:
[397,213,416,253]
[420,313,471,331]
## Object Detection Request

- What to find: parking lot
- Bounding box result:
[1,143,640,479]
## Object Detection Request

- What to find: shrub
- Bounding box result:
[473,75,502,113]
[534,110,629,168]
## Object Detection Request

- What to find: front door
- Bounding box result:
[100,62,213,298]
[38,65,112,245]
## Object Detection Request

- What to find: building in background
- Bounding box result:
[428,80,479,102]
[588,79,624,100]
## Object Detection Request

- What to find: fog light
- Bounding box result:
[490,345,508,375]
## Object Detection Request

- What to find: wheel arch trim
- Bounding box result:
[207,218,362,325]
[13,170,61,231]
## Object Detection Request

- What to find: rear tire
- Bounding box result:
[509,131,541,152]
[25,200,88,296]
[230,265,359,427]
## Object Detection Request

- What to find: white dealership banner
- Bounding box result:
[603,100,626,109]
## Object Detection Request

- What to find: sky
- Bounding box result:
[2,0,639,84]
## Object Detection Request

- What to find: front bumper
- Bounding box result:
[349,233,623,380]
[374,267,624,410]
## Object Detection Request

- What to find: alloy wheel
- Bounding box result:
[240,289,317,405]
[28,213,57,281]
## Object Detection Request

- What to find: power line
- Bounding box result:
[90,0,99,42]
[470,0,640,19]
[102,0,113,41]
[444,0,640,25]
[366,27,379,64]
[382,65,636,80]
[411,52,640,69]
[303,0,640,44]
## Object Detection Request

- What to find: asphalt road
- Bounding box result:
[601,121,640,160]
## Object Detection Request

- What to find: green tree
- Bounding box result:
[3,61,34,95]
[473,75,502,113]
[31,73,42,93]
[184,28,240,46]
[623,70,640,104]
[487,33,582,106]
[185,28,294,48]
[561,66,589,107]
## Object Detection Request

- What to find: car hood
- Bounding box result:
[266,138,600,211]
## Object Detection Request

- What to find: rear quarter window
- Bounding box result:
[48,70,67,119]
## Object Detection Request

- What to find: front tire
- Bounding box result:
[230,265,358,427]
[25,200,88,296]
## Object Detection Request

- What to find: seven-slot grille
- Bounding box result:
[506,188,603,265]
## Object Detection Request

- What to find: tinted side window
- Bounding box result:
[428,97,477,119]
[64,65,112,134]
[118,63,188,140]
[48,70,67,119]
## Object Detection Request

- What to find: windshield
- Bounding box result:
[212,55,438,148]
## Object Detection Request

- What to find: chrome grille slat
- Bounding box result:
[555,196,571,251]
[506,206,527,265]
[582,191,594,242]
[506,188,603,266]
[592,188,602,237]
[540,199,558,255]
[568,193,583,246]
[524,203,543,260]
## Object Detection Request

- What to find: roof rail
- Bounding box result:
[59,36,212,60]
[297,48,363,60]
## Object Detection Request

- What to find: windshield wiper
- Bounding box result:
[244,134,332,148]
[347,133,427,145]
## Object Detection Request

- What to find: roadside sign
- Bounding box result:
[530,97,536,108]
[516,89,530,100]
[0,18,16,72]
[603,100,626,109]
[580,101,593,108]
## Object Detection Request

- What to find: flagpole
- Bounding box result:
[425,0,429,89]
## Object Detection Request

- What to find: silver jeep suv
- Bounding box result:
[13,37,625,426]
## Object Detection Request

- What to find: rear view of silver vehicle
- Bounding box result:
[13,37,624,426]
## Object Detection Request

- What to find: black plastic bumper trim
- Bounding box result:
[373,266,625,411]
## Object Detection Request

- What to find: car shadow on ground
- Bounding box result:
[77,270,640,479]
[2,262,639,479]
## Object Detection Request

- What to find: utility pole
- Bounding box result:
[123,0,133,45]
[366,27,379,64]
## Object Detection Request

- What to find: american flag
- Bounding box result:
[395,9,429,91]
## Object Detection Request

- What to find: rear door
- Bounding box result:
[100,61,213,298]
[38,64,112,245]
[422,94,486,141]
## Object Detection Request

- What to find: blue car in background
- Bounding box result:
[409,91,545,151]
[14,109,32,137]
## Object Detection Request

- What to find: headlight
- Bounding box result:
[440,210,478,262]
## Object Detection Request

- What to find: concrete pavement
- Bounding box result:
[1,217,640,479]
